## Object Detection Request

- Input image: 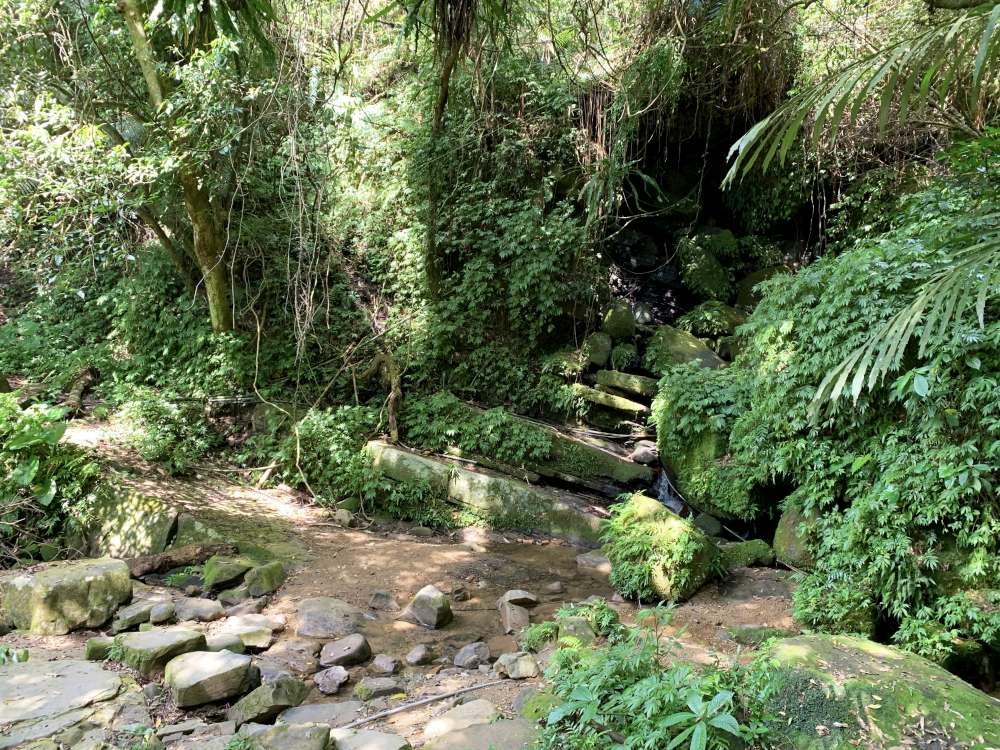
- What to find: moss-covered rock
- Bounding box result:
[595,370,658,398]
[677,301,746,339]
[677,235,732,301]
[773,506,816,569]
[604,494,721,602]
[727,624,795,647]
[244,561,286,597]
[760,634,1000,748]
[202,556,253,590]
[602,300,636,341]
[77,488,178,558]
[583,332,612,367]
[643,326,725,374]
[720,539,775,570]
[734,266,787,310]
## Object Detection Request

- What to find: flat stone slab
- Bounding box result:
[175,597,225,622]
[217,613,286,648]
[424,699,499,740]
[0,660,122,725]
[423,718,538,749]
[355,676,402,700]
[165,650,259,707]
[279,701,364,727]
[331,728,411,750]
[297,597,365,638]
[238,723,331,749]
[116,628,207,677]
[82,489,178,558]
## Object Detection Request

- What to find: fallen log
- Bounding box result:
[126,542,237,578]
[62,366,97,415]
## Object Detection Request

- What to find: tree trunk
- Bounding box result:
[0,376,11,393]
[180,171,235,332]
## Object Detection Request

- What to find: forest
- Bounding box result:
[0,0,999,747]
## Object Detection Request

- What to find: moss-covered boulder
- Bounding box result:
[583,332,612,367]
[720,539,775,570]
[602,300,636,341]
[244,561,286,597]
[0,558,132,635]
[760,634,1000,749]
[604,494,721,602]
[643,326,725,374]
[595,370,658,398]
[773,506,816,570]
[78,488,178,558]
[202,556,253,590]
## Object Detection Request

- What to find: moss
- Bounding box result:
[583,332,612,367]
[520,690,562,722]
[602,300,636,341]
[773,506,816,569]
[677,301,746,339]
[643,325,725,374]
[720,539,775,570]
[760,634,1000,748]
[603,494,721,602]
[727,624,794,647]
[677,236,732,301]
[595,370,658,398]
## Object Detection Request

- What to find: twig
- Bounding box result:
[339,680,509,729]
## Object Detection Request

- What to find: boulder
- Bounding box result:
[85,635,113,660]
[558,616,595,646]
[424,699,499,740]
[245,561,286,597]
[595,370,658,398]
[111,599,157,633]
[760,634,1000,748]
[165,649,260,707]
[174,596,225,622]
[279,701,363,728]
[371,653,398,674]
[400,585,453,629]
[238,723,330,749]
[202,556,253,590]
[643,325,725,373]
[150,601,176,623]
[228,676,309,725]
[583,332,612,367]
[319,633,372,667]
[497,590,539,608]
[297,597,365,638]
[331,728,410,750]
[355,676,402,700]
[207,633,247,653]
[116,628,207,677]
[494,651,540,679]
[422,718,537,750]
[80,488,178,558]
[773,506,816,569]
[602,300,636,341]
[499,602,530,635]
[720,539,775,570]
[0,558,131,635]
[571,384,648,420]
[261,638,321,674]
[454,642,490,669]
[314,665,351,694]
[405,644,433,666]
[218,613,286,648]
[628,440,659,465]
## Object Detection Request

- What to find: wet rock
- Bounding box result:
[497,590,539,608]
[320,633,372,667]
[0,558,131,635]
[297,597,365,638]
[314,665,351,694]
[149,601,176,624]
[400,585,453,629]
[228,675,309,725]
[424,699,499,740]
[202,556,253,590]
[558,616,595,646]
[498,602,530,635]
[368,590,399,611]
[174,597,225,622]
[238,723,330,749]
[218,613,286,648]
[404,644,433,666]
[261,638,321,674]
[244,561,287,597]
[354,676,402,700]
[331,728,411,750]
[422,718,537,750]
[85,635,113,661]
[371,653,398,674]
[575,551,611,577]
[628,440,659,465]
[206,633,247,653]
[278,700,363,728]
[453,642,490,669]
[165,650,260,708]
[494,651,540,679]
[116,628,207,677]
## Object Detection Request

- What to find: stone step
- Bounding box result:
[368,442,604,546]
[595,370,659,399]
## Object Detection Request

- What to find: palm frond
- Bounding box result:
[723,3,1000,187]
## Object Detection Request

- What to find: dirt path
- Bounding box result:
[47,419,795,744]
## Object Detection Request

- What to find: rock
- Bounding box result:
[368,590,399,611]
[333,508,355,527]
[244,562,286,597]
[602,300,636,341]
[314,665,350,694]
[174,597,225,622]
[227,596,269,616]
[261,638,321,674]
[81,488,178,558]
[583,331,612,367]
[628,440,659,465]
[206,633,247,653]
[202,556,253,590]
[331,728,411,750]
[0,558,131,635]
[165,650,260,707]
[85,635,113,660]
[559,616,595,646]
[371,653,398,674]
[143,683,163,700]
[219,614,286,648]
[761,634,1000,748]
[0,660,123,749]
[297,597,365,638]
[171,513,226,548]
[773,506,816,569]
[319,633,372,667]
[726,624,796,647]
[720,539,775,569]
[498,601,530,635]
[543,581,564,594]
[404,644,433,666]
[219,586,251,605]
[596,370,658,398]
[255,660,295,685]
[400,585,453,629]
[453,642,490,669]
[494,652,539,679]
[354,676,402,700]
[228,676,309,725]
[571,383,648,421]
[576,550,611,577]
[238,723,330,749]
[693,512,722,537]
[149,601,176,624]
[643,325,725,373]
[116,628,207,677]
[424,699,499,740]
[422,718,537,750]
[111,599,156,633]
[497,590,539,608]
[278,701,363,727]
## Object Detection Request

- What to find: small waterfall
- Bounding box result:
[652,471,685,514]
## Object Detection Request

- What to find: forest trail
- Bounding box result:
[5,419,794,744]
